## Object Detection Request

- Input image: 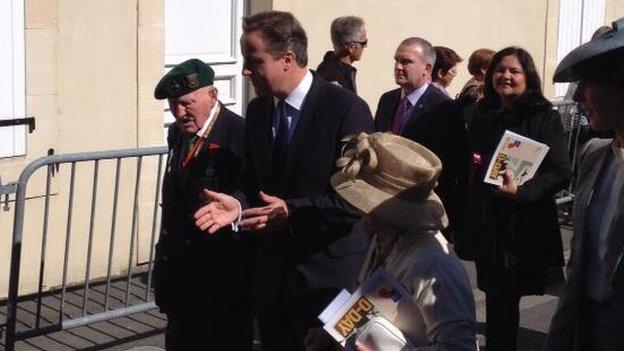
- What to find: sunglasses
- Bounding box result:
[351,39,368,47]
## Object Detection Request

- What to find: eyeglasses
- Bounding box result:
[351,39,368,47]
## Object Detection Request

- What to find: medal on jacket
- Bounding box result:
[181,103,221,174]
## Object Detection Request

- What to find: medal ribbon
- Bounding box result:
[182,103,221,170]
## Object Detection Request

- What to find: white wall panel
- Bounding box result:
[555,0,606,97]
[164,0,245,140]
[0,0,26,158]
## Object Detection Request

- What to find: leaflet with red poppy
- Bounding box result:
[484,130,550,186]
[318,267,411,346]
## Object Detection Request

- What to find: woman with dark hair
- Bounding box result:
[458,46,572,351]
[432,46,462,97]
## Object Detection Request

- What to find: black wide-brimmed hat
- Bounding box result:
[554,17,624,83]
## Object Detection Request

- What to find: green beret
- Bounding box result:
[154,59,215,99]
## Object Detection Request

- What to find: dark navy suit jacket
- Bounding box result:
[241,72,375,292]
[375,84,470,240]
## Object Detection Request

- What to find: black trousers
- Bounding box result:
[254,245,338,351]
[485,291,521,351]
[477,262,547,351]
[164,296,254,351]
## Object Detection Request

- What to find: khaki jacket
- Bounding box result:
[360,230,478,350]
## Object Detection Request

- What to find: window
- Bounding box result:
[0,0,26,157]
[555,0,606,97]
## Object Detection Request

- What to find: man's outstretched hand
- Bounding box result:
[241,191,289,232]
[194,190,240,234]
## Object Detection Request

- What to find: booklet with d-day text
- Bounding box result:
[484,130,549,186]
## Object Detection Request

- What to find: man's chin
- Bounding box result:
[177,124,198,134]
[253,85,272,97]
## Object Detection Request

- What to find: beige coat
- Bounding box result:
[360,230,478,350]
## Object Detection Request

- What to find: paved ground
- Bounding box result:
[2,226,573,351]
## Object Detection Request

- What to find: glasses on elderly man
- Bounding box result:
[351,39,368,47]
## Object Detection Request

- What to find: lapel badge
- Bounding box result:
[186,73,199,88]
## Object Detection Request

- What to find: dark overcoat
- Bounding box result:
[461,100,571,274]
[154,103,254,314]
[316,51,357,93]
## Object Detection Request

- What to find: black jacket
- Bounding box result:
[155,104,254,311]
[316,51,357,93]
[375,85,470,241]
[241,72,374,287]
[460,99,572,270]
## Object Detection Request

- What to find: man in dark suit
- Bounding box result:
[152,59,255,351]
[375,37,469,241]
[193,11,374,351]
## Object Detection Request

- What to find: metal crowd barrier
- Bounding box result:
[3,146,168,351]
[552,99,586,205]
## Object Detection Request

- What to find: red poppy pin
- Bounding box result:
[208,143,220,159]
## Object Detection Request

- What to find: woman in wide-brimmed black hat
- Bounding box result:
[545,18,624,351]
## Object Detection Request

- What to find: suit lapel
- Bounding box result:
[281,76,322,189]
[254,98,277,190]
[606,165,624,288]
[381,89,401,131]
[400,85,436,135]
[573,146,608,273]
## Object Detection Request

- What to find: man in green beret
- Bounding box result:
[152,58,255,350]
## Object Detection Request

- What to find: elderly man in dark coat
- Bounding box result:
[152,59,255,351]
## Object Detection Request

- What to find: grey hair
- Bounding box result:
[399,37,436,65]
[330,16,365,51]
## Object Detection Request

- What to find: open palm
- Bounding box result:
[194,190,239,234]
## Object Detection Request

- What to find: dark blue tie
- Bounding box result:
[273,100,288,177]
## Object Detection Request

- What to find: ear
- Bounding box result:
[209,88,219,107]
[209,87,219,98]
[282,50,296,70]
[436,69,444,80]
[347,43,356,55]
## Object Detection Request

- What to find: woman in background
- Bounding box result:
[432,46,463,97]
[460,47,571,351]
[456,48,495,108]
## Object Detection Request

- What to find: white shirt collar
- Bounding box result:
[195,102,219,137]
[274,70,313,110]
[402,83,429,106]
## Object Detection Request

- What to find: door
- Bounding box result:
[0,0,26,158]
[163,0,246,138]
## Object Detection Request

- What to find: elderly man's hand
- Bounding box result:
[194,190,240,234]
[241,191,289,232]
